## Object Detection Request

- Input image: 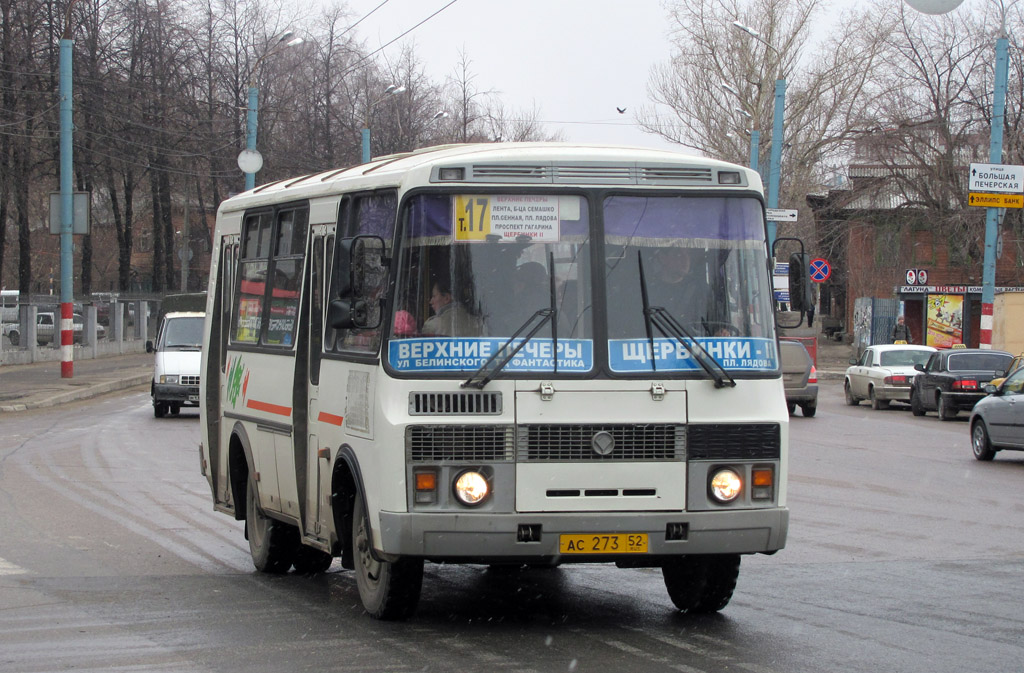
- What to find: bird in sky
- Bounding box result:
[616,107,626,114]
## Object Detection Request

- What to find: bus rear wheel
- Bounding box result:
[246,476,297,573]
[352,495,423,620]
[662,554,740,614]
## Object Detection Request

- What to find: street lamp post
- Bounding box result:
[903,0,1011,349]
[732,21,786,252]
[58,0,82,378]
[721,83,760,172]
[240,31,303,191]
[362,84,406,163]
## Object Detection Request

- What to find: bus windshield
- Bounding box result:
[387,192,776,376]
[389,193,592,375]
[604,195,775,373]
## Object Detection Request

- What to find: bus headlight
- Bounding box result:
[709,469,742,503]
[453,470,489,506]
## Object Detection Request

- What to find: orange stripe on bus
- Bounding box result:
[318,411,344,426]
[246,399,292,417]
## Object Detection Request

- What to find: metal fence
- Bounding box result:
[0,293,203,365]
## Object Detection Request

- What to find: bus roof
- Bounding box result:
[219,142,762,214]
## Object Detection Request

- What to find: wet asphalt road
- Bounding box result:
[0,385,1022,673]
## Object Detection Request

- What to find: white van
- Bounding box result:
[148,311,204,417]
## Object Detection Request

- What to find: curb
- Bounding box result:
[0,373,152,412]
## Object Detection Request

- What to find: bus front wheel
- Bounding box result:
[662,554,740,614]
[352,495,423,620]
[246,476,297,573]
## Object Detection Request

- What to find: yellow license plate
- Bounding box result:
[559,533,648,554]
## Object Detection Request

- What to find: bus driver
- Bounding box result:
[421,279,482,337]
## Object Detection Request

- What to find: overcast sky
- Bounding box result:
[342,0,701,150]
[341,0,937,151]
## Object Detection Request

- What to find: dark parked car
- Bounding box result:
[780,339,817,417]
[969,366,1024,460]
[910,348,1013,421]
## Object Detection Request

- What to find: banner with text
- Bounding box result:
[609,337,778,373]
[389,337,593,373]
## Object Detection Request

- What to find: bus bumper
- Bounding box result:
[377,508,788,561]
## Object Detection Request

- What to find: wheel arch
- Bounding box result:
[331,444,369,569]
[228,421,255,522]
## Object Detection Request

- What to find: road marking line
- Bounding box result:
[0,557,28,575]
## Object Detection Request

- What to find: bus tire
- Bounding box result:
[292,545,334,575]
[246,476,297,574]
[352,494,423,620]
[662,554,740,614]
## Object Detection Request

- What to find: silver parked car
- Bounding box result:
[780,339,817,417]
[969,367,1024,461]
[844,344,936,410]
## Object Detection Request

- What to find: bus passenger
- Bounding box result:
[393,309,418,337]
[422,279,482,337]
[646,247,709,324]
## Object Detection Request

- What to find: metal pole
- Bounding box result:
[59,38,74,378]
[181,184,189,292]
[245,86,258,190]
[767,78,786,251]
[980,35,1008,349]
[361,127,371,163]
[749,129,760,172]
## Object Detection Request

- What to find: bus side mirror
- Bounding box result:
[787,252,811,314]
[329,235,387,330]
[335,235,387,300]
[327,298,369,329]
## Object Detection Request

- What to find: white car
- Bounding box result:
[4,311,106,346]
[844,344,937,409]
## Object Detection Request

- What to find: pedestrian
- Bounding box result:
[891,315,913,343]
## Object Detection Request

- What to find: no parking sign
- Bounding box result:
[809,258,831,283]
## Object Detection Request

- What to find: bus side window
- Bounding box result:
[233,211,273,344]
[330,191,396,355]
[310,236,325,385]
[263,208,308,347]
[219,241,236,369]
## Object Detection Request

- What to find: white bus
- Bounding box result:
[199,143,807,620]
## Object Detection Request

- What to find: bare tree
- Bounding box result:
[638,0,892,230]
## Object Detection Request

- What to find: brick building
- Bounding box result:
[808,169,1024,348]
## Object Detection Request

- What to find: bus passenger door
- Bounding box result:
[212,236,238,508]
[304,233,333,540]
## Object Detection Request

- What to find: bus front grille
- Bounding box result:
[407,425,515,462]
[686,423,781,460]
[409,391,502,415]
[517,424,685,462]
[405,424,779,463]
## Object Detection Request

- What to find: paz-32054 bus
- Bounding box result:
[199,143,804,619]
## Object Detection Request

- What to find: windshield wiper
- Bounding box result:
[638,251,735,389]
[463,252,559,389]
